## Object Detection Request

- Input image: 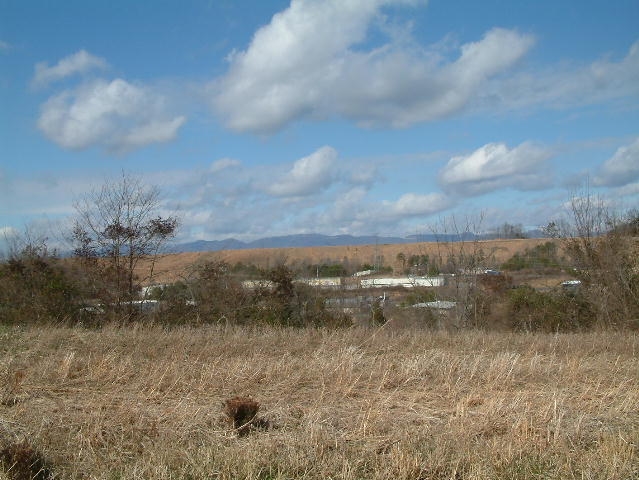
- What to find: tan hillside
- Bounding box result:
[141,238,554,285]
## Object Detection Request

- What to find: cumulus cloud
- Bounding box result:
[381,192,452,218]
[210,158,242,173]
[308,186,370,232]
[0,226,19,240]
[0,226,19,254]
[121,117,186,150]
[439,142,553,196]
[0,171,99,221]
[32,50,108,88]
[311,189,452,235]
[482,41,639,112]
[143,147,460,240]
[593,137,639,187]
[612,181,639,198]
[265,146,338,197]
[212,0,533,133]
[335,28,534,127]
[37,78,186,152]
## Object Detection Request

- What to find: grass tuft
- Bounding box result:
[0,440,53,480]
[223,396,269,436]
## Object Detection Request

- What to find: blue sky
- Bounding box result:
[1,0,638,246]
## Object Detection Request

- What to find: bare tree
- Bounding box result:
[494,222,527,239]
[72,173,178,309]
[430,213,495,328]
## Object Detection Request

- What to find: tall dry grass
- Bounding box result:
[0,323,637,479]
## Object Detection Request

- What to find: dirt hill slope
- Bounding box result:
[140,238,553,285]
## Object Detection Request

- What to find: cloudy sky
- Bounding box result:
[1,0,638,246]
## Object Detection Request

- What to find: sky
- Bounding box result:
[1,0,638,248]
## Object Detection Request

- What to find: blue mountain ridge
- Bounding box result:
[169,230,547,253]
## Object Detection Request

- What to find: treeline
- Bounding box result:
[0,174,349,328]
[1,177,638,331]
[0,246,351,328]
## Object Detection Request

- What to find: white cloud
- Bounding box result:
[311,186,369,232]
[439,142,553,196]
[593,137,639,187]
[350,164,378,186]
[0,40,11,53]
[309,189,452,236]
[210,158,242,173]
[0,172,101,224]
[32,50,108,88]
[382,192,452,218]
[614,182,639,197]
[335,28,534,128]
[0,226,19,240]
[482,41,639,112]
[212,0,533,133]
[37,79,186,152]
[119,117,186,150]
[265,146,338,197]
[0,226,18,255]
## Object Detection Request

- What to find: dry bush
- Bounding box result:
[546,192,639,329]
[0,323,636,479]
[0,440,53,480]
[477,273,512,294]
[0,250,79,324]
[223,396,269,436]
[157,261,351,328]
[506,286,594,332]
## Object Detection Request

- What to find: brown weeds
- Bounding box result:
[1,371,26,407]
[0,440,53,480]
[0,324,636,479]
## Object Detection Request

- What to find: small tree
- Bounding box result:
[495,222,527,239]
[371,298,386,326]
[545,187,639,328]
[396,252,407,274]
[431,213,494,328]
[72,173,178,311]
[501,241,561,271]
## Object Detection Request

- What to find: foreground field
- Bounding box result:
[1,325,638,479]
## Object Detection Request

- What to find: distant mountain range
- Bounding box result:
[170,230,547,253]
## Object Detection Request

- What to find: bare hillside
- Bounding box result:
[141,238,553,285]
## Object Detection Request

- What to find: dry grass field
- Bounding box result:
[144,238,553,285]
[1,324,637,479]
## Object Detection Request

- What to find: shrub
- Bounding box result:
[507,286,594,332]
[261,265,351,328]
[371,298,386,326]
[501,241,561,271]
[400,288,437,307]
[166,262,352,328]
[545,191,639,328]
[566,231,639,327]
[186,260,250,325]
[0,245,79,324]
[306,263,347,278]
